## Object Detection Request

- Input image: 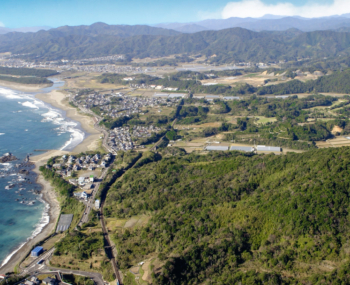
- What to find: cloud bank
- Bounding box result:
[0,22,4,27]
[222,0,350,19]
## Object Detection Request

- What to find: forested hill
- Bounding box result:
[258,69,350,95]
[0,66,58,77]
[105,147,350,284]
[3,24,350,62]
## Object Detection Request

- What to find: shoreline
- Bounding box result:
[35,90,101,153]
[0,80,52,92]
[0,160,61,274]
[0,87,102,274]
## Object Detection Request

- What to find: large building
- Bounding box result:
[205,146,229,151]
[31,246,43,257]
[257,145,282,152]
[230,146,254,152]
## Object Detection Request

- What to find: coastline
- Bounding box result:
[0,88,102,273]
[0,160,61,274]
[35,90,101,153]
[0,80,52,92]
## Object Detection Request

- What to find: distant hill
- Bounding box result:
[0,26,51,34]
[156,15,350,32]
[157,23,207,33]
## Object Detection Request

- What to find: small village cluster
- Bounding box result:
[107,125,162,151]
[73,91,178,119]
[50,153,112,176]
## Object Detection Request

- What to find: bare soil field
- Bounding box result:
[316,137,350,148]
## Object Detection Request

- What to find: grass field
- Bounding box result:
[255,116,277,125]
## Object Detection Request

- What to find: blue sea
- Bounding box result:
[0,81,85,267]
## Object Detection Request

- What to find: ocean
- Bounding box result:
[0,81,85,267]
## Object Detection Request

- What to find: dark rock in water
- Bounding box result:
[0,153,17,163]
[19,169,30,175]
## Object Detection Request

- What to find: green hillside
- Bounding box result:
[104,148,350,284]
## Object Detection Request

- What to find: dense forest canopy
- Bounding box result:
[104,147,350,284]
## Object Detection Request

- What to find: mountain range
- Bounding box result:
[155,14,350,33]
[3,22,350,63]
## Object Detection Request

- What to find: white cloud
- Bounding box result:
[0,22,4,27]
[222,0,350,19]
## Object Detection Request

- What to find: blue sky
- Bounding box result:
[0,0,342,28]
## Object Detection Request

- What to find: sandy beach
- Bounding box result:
[0,80,52,92]
[35,90,102,153]
[0,88,102,273]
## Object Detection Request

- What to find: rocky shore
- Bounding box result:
[0,153,18,163]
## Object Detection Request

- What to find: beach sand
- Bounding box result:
[0,89,102,273]
[35,90,101,153]
[0,81,52,92]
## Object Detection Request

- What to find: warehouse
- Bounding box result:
[169,93,186,98]
[257,145,281,152]
[206,95,220,100]
[205,146,229,151]
[223,96,240,100]
[31,246,43,257]
[230,146,254,152]
[153,93,169,97]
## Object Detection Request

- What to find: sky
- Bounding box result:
[0,0,348,28]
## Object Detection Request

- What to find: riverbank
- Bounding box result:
[0,80,52,92]
[35,90,101,153]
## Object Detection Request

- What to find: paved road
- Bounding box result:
[78,168,109,227]
[22,247,56,274]
[44,267,104,285]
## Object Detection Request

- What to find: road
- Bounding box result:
[77,167,109,227]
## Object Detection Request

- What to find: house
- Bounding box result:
[89,175,94,182]
[43,277,57,285]
[78,177,85,186]
[73,165,81,171]
[52,164,62,169]
[83,183,93,191]
[30,277,39,284]
[81,192,88,200]
[95,200,100,209]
